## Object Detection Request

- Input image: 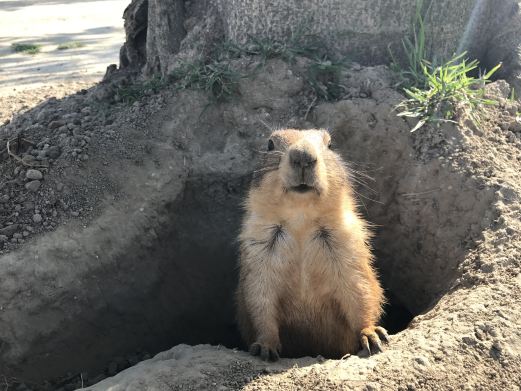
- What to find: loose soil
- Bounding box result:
[0,56,520,391]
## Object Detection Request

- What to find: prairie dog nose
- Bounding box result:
[289,148,317,168]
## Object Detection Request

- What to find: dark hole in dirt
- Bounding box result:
[157,172,417,357]
[379,282,415,334]
[380,268,414,334]
[143,125,492,360]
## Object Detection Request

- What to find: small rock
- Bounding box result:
[26,169,43,180]
[25,180,41,192]
[56,183,64,192]
[36,110,47,122]
[0,194,9,203]
[414,356,429,366]
[49,120,65,129]
[46,146,61,159]
[0,235,8,242]
[13,233,22,239]
[0,224,20,237]
[22,154,37,165]
[32,214,43,223]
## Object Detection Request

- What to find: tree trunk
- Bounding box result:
[119,0,521,91]
[145,0,186,74]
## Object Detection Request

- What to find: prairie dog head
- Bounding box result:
[253,129,348,199]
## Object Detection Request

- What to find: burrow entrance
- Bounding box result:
[120,100,495,362]
[142,100,495,359]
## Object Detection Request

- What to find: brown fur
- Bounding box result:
[236,129,387,360]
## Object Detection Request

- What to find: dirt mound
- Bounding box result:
[0,57,520,390]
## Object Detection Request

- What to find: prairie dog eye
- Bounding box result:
[268,139,275,151]
[327,139,332,149]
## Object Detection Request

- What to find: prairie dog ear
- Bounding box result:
[322,130,332,149]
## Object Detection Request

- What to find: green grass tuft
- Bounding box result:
[57,41,85,50]
[116,76,166,104]
[169,60,241,102]
[306,57,349,101]
[11,43,41,55]
[392,0,502,132]
[389,0,432,89]
[396,53,501,132]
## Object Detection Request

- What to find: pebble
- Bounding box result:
[46,146,62,159]
[0,224,19,237]
[0,235,8,243]
[25,180,41,192]
[22,154,37,165]
[32,214,43,223]
[0,194,9,203]
[36,110,47,122]
[26,169,43,180]
[56,183,64,192]
[49,120,65,129]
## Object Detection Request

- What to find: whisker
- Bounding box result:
[352,188,383,205]
[252,166,278,174]
[258,119,274,131]
[254,150,284,156]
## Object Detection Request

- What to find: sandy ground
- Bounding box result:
[0,0,128,96]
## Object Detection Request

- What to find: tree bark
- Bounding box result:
[119,0,148,69]
[145,0,186,74]
[119,0,521,90]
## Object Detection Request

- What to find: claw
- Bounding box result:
[368,333,383,353]
[360,326,389,356]
[249,343,261,356]
[375,326,390,343]
[360,334,371,356]
[249,342,280,362]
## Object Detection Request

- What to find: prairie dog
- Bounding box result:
[236,128,388,360]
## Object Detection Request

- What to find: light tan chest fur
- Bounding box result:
[240,201,367,315]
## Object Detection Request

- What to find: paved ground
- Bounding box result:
[0,0,128,96]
